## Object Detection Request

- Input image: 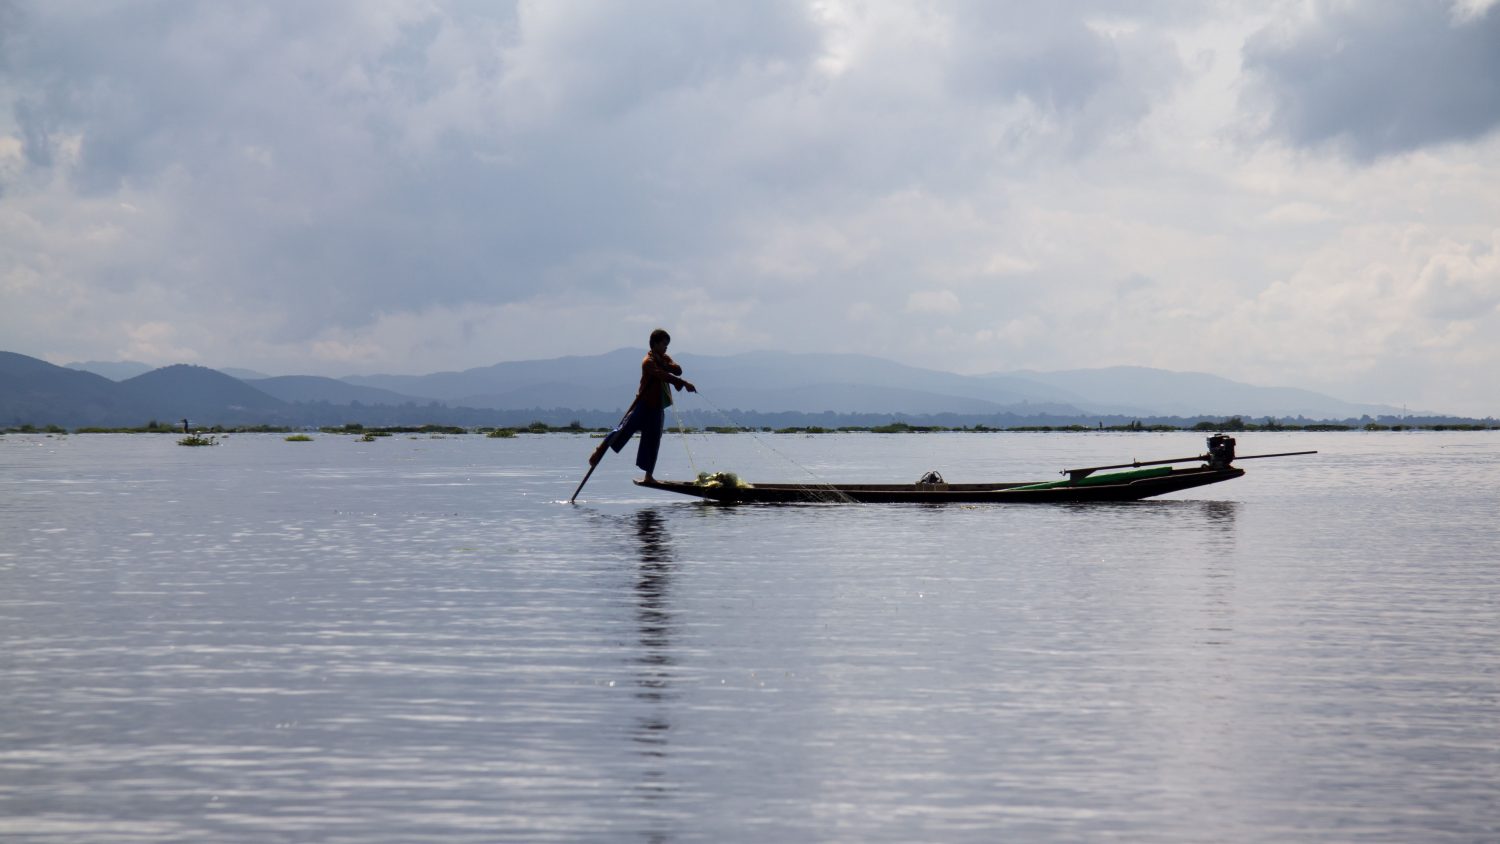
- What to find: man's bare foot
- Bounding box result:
[588,442,606,467]
[642,474,655,484]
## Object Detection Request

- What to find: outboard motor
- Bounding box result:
[1206,434,1236,469]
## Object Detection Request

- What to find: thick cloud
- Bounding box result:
[3,2,830,331]
[0,2,1175,333]
[1244,1,1500,159]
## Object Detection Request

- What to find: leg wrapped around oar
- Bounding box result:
[601,402,665,481]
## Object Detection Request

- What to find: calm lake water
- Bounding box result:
[2,430,1498,842]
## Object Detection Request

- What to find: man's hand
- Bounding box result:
[682,380,697,393]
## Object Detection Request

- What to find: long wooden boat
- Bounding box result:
[634,436,1314,504]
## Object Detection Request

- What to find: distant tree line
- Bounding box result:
[9,413,1497,436]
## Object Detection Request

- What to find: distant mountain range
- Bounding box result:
[64,359,154,380]
[9,348,1457,429]
[338,348,1414,419]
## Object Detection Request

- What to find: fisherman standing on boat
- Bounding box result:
[588,328,696,483]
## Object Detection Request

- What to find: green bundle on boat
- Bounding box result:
[696,471,752,490]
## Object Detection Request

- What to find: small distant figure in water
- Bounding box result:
[181,419,190,434]
[589,328,696,483]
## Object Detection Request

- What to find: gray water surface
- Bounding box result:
[2,431,1498,841]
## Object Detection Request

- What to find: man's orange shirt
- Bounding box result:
[637,353,688,409]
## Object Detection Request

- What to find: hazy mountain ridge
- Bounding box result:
[4,352,153,425]
[1010,366,1406,419]
[247,376,430,407]
[343,349,1414,419]
[123,365,287,415]
[64,360,153,380]
[2,348,1459,429]
[347,349,1096,414]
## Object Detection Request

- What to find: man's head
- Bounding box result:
[649,328,670,352]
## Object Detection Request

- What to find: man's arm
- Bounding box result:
[644,353,695,392]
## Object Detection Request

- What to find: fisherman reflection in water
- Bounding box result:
[631,508,677,813]
[633,508,675,699]
[589,328,696,483]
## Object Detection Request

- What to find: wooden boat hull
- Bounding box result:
[635,466,1245,504]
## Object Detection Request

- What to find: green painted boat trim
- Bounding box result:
[1006,466,1176,491]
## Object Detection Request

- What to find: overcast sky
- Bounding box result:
[3,1,1499,414]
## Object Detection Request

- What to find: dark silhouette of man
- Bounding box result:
[589,328,696,483]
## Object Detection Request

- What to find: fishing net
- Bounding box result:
[675,395,860,505]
